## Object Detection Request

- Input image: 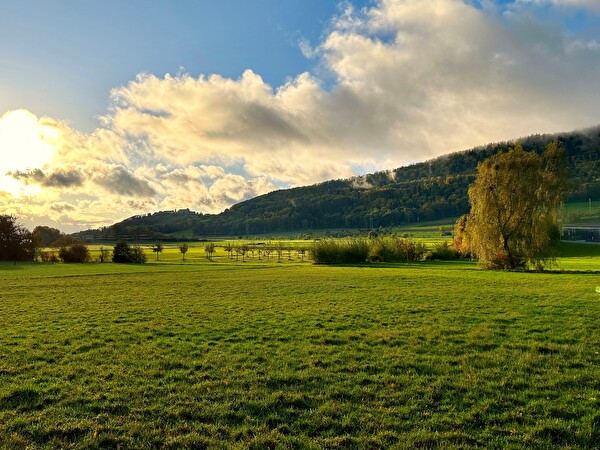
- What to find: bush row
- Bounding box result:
[311,238,461,264]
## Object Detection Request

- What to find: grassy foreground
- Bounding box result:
[1,260,600,448]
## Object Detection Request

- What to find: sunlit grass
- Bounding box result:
[1,256,600,448]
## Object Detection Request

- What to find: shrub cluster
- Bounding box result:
[311,237,462,264]
[58,244,90,263]
[311,238,370,264]
[368,238,426,263]
[112,240,147,263]
[423,241,462,261]
[39,251,59,263]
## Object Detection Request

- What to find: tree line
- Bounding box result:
[79,126,598,240]
[0,140,574,271]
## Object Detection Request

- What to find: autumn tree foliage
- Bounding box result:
[464,142,568,270]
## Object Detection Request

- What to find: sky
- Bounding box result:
[1,0,599,233]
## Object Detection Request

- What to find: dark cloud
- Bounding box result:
[94,166,156,197]
[50,202,76,212]
[9,168,84,188]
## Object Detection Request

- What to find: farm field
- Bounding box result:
[1,249,600,448]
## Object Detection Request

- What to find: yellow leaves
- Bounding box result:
[466,141,568,269]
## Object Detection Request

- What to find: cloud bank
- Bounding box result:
[1,0,599,232]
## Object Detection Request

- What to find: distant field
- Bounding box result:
[561,201,600,224]
[77,238,600,269]
[1,250,600,448]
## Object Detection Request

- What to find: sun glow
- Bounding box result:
[0,109,59,195]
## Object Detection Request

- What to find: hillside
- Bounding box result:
[78,127,600,239]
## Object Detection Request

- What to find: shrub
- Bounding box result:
[40,251,59,263]
[130,245,147,263]
[112,240,147,263]
[423,241,461,261]
[58,244,90,263]
[393,238,426,262]
[368,238,427,263]
[311,238,369,264]
[369,238,401,262]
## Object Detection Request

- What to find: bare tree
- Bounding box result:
[98,246,111,263]
[298,249,306,261]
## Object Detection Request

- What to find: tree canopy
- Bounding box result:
[112,240,147,263]
[32,226,62,246]
[465,142,568,270]
[0,215,35,263]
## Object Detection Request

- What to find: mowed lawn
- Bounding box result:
[1,259,600,448]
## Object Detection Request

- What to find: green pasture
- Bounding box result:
[561,201,600,224]
[1,247,600,448]
[77,239,600,270]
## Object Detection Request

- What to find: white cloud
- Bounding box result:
[1,0,600,232]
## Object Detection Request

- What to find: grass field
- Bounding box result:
[1,248,600,448]
[561,201,600,224]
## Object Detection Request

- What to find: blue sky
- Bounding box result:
[0,1,371,132]
[0,0,599,231]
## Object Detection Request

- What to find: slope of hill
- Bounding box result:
[78,126,600,239]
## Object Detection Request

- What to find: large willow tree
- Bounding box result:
[465,142,568,270]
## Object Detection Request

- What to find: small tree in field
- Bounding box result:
[152,242,164,261]
[238,244,249,262]
[464,142,568,270]
[179,243,189,261]
[205,243,216,261]
[223,243,233,259]
[98,246,111,263]
[298,249,306,261]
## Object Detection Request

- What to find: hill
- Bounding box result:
[77,126,600,239]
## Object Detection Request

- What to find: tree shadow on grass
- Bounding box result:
[559,242,600,257]
[0,261,26,271]
[0,388,40,411]
[314,261,477,270]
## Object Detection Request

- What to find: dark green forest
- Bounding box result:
[77,127,600,239]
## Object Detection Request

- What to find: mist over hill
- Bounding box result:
[76,126,600,240]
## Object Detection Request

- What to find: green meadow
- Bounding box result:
[1,244,600,448]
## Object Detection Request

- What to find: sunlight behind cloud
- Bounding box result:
[0,109,59,195]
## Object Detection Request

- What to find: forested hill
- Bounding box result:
[81,127,600,239]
